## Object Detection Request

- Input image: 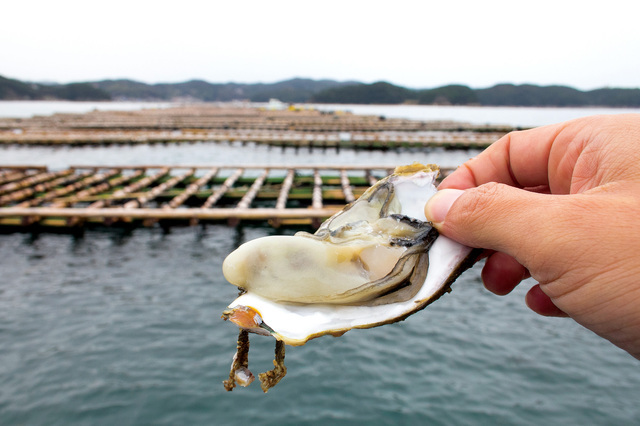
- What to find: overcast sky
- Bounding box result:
[2,0,638,90]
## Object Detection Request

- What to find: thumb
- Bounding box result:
[424,183,555,257]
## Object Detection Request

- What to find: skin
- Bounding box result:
[424,114,640,359]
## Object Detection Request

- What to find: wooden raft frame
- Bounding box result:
[0,164,451,229]
[0,129,502,149]
[0,105,512,149]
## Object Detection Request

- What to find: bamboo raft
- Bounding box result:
[0,129,502,149]
[0,105,512,149]
[0,164,454,229]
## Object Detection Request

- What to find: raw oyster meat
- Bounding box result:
[221,163,477,392]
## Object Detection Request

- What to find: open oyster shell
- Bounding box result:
[221,163,477,391]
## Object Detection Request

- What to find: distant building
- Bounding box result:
[267,99,286,110]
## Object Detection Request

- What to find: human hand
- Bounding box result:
[424,114,640,359]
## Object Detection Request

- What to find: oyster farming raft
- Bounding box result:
[1,105,511,229]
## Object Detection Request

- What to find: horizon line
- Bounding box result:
[2,74,638,92]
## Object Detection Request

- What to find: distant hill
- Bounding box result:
[475,84,640,107]
[1,74,639,106]
[91,78,357,103]
[310,81,415,104]
[0,75,355,103]
[0,75,111,101]
[311,82,640,107]
[416,85,479,105]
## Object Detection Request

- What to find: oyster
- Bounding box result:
[221,163,476,392]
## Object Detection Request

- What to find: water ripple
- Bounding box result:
[0,227,638,425]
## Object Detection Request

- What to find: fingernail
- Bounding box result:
[424,189,465,225]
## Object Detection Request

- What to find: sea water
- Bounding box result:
[0,227,638,426]
[2,100,640,127]
[1,104,639,425]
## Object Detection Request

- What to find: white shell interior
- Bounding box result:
[225,169,473,345]
[229,236,471,345]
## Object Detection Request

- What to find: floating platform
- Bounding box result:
[0,165,453,230]
[0,129,502,149]
[0,105,512,149]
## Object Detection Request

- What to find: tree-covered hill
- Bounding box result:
[310,81,416,104]
[416,85,478,105]
[91,78,357,103]
[311,82,640,107]
[1,74,639,106]
[0,75,110,101]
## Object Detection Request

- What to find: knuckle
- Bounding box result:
[450,182,504,227]
[474,181,504,198]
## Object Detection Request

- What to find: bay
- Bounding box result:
[2,100,640,127]
[0,228,638,426]
[0,102,639,425]
[0,100,175,119]
[311,104,640,128]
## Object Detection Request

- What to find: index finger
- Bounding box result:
[439,121,567,191]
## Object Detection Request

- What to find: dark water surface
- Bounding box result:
[0,142,481,171]
[1,105,639,424]
[2,101,640,127]
[1,227,638,425]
